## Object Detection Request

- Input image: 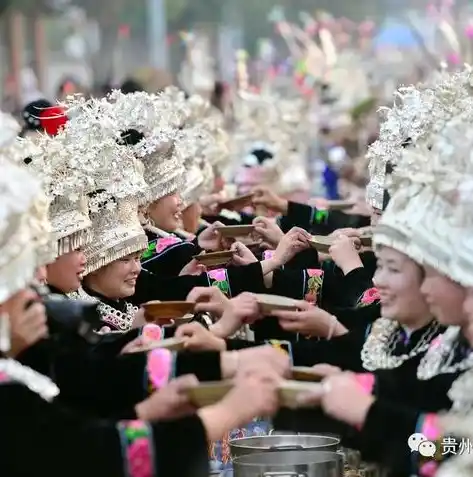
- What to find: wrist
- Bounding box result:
[276,198,289,214]
[261,257,281,275]
[135,399,153,421]
[207,332,227,351]
[220,351,239,378]
[198,403,240,441]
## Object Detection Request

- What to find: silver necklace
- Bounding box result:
[361,318,441,371]
[417,326,473,380]
[69,288,138,333]
[0,358,60,401]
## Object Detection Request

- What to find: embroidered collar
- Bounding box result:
[69,286,138,333]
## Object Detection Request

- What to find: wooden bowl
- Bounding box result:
[291,367,324,382]
[255,294,299,314]
[359,234,373,247]
[187,381,233,407]
[193,250,235,268]
[309,235,333,254]
[278,380,324,408]
[126,337,187,354]
[186,380,323,408]
[141,301,195,319]
[216,225,255,238]
[218,194,254,211]
[326,199,355,211]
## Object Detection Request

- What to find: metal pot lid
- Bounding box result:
[229,434,340,450]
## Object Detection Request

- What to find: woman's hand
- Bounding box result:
[197,221,226,251]
[319,373,375,428]
[221,345,291,379]
[230,242,258,266]
[252,186,288,214]
[135,375,199,420]
[2,289,49,357]
[211,293,262,338]
[179,259,206,276]
[272,301,347,338]
[187,287,229,318]
[253,216,284,249]
[175,322,227,351]
[273,227,311,266]
[198,369,281,441]
[328,235,363,275]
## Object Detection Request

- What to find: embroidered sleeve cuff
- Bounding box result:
[265,340,293,364]
[118,420,156,477]
[207,268,231,297]
[145,349,176,394]
[311,208,329,225]
[304,269,324,304]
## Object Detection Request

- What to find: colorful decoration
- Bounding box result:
[207,268,231,297]
[118,421,154,477]
[304,269,324,303]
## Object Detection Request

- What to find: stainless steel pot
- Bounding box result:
[229,435,340,459]
[231,450,343,477]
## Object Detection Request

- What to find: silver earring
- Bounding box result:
[0,312,11,353]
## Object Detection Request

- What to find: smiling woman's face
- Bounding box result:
[46,249,86,293]
[84,252,142,300]
[147,192,181,232]
[373,246,430,326]
[420,265,467,326]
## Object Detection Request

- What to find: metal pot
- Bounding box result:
[229,434,340,459]
[231,450,343,477]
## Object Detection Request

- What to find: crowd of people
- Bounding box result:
[3,25,473,477]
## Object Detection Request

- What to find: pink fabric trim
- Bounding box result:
[354,373,375,395]
[263,250,275,260]
[419,461,438,477]
[119,420,154,477]
[147,348,172,389]
[142,324,163,343]
[421,413,441,441]
[207,268,226,281]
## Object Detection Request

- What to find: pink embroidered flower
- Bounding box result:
[360,287,380,305]
[155,236,181,254]
[307,269,323,277]
[147,348,172,389]
[263,250,275,261]
[128,438,153,477]
[419,461,438,477]
[142,324,163,343]
[208,268,226,281]
[354,373,375,395]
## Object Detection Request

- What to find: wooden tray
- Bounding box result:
[186,380,323,408]
[216,225,255,238]
[193,250,234,268]
[218,194,254,211]
[309,235,333,254]
[291,366,324,382]
[142,301,195,319]
[359,234,372,247]
[255,294,299,314]
[326,200,355,211]
[126,337,187,354]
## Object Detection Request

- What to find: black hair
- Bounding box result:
[245,148,274,166]
[121,78,145,95]
[119,129,145,147]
